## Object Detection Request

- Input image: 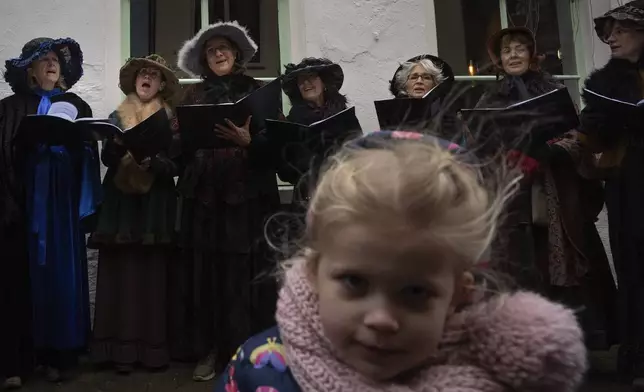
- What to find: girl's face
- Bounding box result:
[405,64,436,98]
[310,223,470,381]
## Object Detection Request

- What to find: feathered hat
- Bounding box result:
[177,20,258,78]
[119,54,179,102]
[281,57,344,101]
[593,0,644,42]
[4,37,83,94]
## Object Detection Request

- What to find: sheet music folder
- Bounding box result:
[176,77,282,151]
[374,80,453,130]
[16,103,172,162]
[582,88,644,117]
[265,106,362,152]
[460,87,579,148]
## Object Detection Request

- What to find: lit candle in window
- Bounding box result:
[468,60,476,76]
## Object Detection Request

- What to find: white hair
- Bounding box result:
[394,59,446,97]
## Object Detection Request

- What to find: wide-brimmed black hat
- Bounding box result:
[177,20,258,77]
[389,54,455,97]
[594,0,644,42]
[119,54,179,102]
[281,57,344,101]
[4,37,83,94]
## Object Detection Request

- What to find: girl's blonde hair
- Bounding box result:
[301,139,517,270]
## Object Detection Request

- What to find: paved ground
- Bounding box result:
[9,366,629,391]
[11,345,629,391]
[14,362,213,392]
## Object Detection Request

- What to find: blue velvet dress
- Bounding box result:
[23,92,102,353]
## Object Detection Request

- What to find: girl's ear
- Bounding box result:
[159,81,166,91]
[305,251,321,293]
[450,271,475,311]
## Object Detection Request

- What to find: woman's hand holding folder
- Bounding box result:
[214,116,252,147]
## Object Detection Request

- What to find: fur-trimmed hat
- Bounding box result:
[3,37,83,94]
[119,54,179,102]
[281,57,344,101]
[593,0,644,42]
[177,20,258,77]
[487,27,539,71]
[389,54,455,97]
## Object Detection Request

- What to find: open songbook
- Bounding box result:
[583,88,644,113]
[460,87,579,152]
[373,80,454,130]
[16,101,172,162]
[15,101,112,146]
[176,78,283,151]
[265,106,362,153]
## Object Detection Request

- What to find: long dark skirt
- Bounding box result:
[0,223,33,379]
[91,246,170,369]
[169,196,278,371]
[606,172,644,375]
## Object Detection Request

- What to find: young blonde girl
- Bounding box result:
[214,131,587,392]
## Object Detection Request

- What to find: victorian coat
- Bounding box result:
[90,94,178,369]
[169,74,280,370]
[476,71,617,348]
[581,58,644,360]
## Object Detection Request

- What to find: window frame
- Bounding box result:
[120,0,294,194]
[120,0,290,80]
[449,0,581,83]
[436,0,582,106]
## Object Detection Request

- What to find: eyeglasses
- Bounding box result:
[138,68,161,79]
[206,44,233,55]
[408,73,434,82]
[297,73,319,84]
[603,26,644,40]
[501,45,528,55]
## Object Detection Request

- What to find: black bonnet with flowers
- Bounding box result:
[3,37,83,94]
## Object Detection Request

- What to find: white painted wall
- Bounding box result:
[0,0,122,118]
[288,0,438,132]
[574,0,623,73]
[0,0,622,127]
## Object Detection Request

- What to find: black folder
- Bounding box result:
[95,108,173,162]
[374,80,453,130]
[176,77,283,151]
[265,106,362,153]
[460,87,579,150]
[16,107,172,163]
[583,88,644,118]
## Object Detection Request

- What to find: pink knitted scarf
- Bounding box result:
[275,262,490,391]
[275,260,587,392]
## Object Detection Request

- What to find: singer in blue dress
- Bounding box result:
[3,37,101,383]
